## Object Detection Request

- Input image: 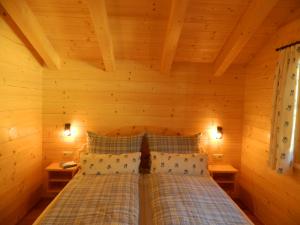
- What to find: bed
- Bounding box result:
[34,132,253,225]
[34,173,140,225]
[34,132,143,225]
[141,173,253,225]
[140,133,253,225]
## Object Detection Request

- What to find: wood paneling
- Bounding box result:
[0,0,60,69]
[160,0,189,74]
[0,11,43,225]
[25,0,300,65]
[213,0,279,77]
[175,0,250,63]
[1,1,300,224]
[86,0,115,71]
[42,60,245,169]
[239,17,300,225]
[235,0,300,64]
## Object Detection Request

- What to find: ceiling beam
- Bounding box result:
[87,0,115,71]
[161,0,189,74]
[213,0,279,77]
[0,0,61,69]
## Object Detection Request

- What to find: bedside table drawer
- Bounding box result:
[48,181,69,193]
[48,171,74,181]
[46,162,79,196]
[211,173,236,183]
[208,164,238,198]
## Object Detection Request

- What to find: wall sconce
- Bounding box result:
[64,123,71,136]
[215,126,223,139]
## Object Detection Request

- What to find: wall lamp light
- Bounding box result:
[64,123,71,136]
[215,126,223,139]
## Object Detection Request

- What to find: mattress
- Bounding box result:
[35,173,253,225]
[143,173,253,225]
[34,173,140,225]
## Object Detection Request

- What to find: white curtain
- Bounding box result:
[269,44,300,174]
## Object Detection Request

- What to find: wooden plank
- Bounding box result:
[239,14,300,225]
[25,0,297,64]
[160,0,189,74]
[86,0,115,71]
[42,58,245,175]
[0,14,43,224]
[0,0,61,69]
[213,0,279,77]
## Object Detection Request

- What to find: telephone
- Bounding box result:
[60,161,77,169]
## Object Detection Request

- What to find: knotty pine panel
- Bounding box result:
[239,18,300,225]
[26,0,300,64]
[0,12,43,225]
[43,60,245,169]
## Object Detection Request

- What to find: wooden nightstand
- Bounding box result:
[46,162,79,196]
[208,164,238,198]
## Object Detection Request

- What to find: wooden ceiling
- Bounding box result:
[3,0,300,73]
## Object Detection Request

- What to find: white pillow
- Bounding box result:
[150,151,208,176]
[80,152,141,175]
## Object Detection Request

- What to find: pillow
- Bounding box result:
[87,131,144,154]
[147,133,200,153]
[80,152,141,175]
[150,151,208,176]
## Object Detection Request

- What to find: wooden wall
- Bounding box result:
[0,12,43,225]
[239,18,300,225]
[42,60,245,168]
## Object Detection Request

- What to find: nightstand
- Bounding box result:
[46,162,79,196]
[208,164,238,198]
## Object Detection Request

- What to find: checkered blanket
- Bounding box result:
[147,174,253,225]
[37,174,139,225]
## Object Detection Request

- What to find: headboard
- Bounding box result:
[80,126,202,173]
[107,126,202,170]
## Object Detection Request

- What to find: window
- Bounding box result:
[294,57,300,168]
[269,45,300,174]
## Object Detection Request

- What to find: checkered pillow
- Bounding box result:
[147,133,200,153]
[87,131,144,154]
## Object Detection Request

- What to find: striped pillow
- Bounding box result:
[87,131,144,154]
[147,133,200,153]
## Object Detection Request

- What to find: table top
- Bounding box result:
[46,162,79,172]
[208,164,238,173]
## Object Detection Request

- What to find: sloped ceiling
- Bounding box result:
[25,0,300,65]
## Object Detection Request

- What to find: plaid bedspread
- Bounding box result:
[37,174,139,225]
[148,174,253,225]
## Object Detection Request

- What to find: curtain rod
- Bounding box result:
[276,41,300,52]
